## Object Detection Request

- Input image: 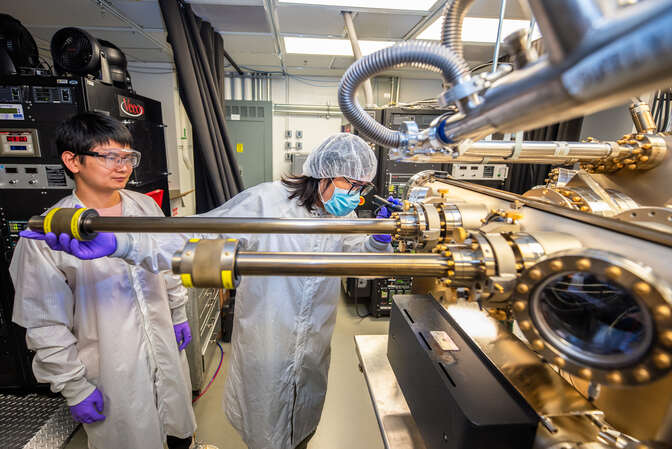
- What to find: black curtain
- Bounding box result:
[159,0,243,212]
[503,117,584,194]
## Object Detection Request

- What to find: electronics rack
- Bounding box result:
[0,75,170,390]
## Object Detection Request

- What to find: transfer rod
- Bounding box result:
[76,216,398,235]
[235,252,449,276]
[395,139,616,164]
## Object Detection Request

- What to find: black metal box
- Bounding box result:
[387,295,538,449]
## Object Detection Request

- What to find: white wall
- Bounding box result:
[269,75,447,180]
[126,64,195,216]
[270,76,344,180]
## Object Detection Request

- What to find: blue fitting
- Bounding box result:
[435,117,452,144]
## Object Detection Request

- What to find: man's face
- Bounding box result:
[61,141,135,192]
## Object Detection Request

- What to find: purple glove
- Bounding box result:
[70,388,105,424]
[20,230,70,251]
[20,230,117,260]
[373,197,402,244]
[174,321,192,351]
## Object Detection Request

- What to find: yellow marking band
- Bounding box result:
[226,238,236,242]
[43,208,61,234]
[70,208,87,240]
[180,273,194,288]
[189,238,200,243]
[221,270,234,289]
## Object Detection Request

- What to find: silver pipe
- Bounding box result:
[235,252,449,277]
[343,12,375,107]
[233,76,243,100]
[75,216,398,235]
[491,0,507,73]
[267,74,272,101]
[440,1,672,144]
[224,74,232,100]
[395,139,615,164]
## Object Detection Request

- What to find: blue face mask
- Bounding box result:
[322,186,360,216]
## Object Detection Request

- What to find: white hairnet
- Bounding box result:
[302,133,377,182]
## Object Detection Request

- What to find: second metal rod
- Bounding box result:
[235,252,449,276]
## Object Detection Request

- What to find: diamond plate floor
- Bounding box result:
[0,393,78,449]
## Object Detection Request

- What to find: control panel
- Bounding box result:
[0,164,74,189]
[386,173,413,199]
[4,220,29,254]
[450,164,509,181]
[372,277,413,317]
[0,129,40,157]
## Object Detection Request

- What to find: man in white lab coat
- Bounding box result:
[24,133,394,449]
[11,112,207,449]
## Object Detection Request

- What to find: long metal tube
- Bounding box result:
[77,216,398,235]
[235,252,449,276]
[398,140,616,164]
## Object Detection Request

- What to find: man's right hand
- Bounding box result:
[20,230,117,260]
[70,388,106,424]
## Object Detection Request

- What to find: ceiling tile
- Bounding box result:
[4,0,129,28]
[468,0,530,20]
[277,5,346,36]
[190,4,270,33]
[109,0,166,29]
[124,48,174,63]
[353,12,424,39]
[219,34,277,54]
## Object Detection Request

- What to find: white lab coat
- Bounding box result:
[113,181,391,449]
[10,190,196,449]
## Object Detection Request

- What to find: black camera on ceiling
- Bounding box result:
[51,27,131,90]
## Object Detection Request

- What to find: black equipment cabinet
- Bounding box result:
[83,79,170,212]
[0,75,170,390]
[388,295,539,449]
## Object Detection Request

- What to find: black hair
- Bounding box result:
[281,175,323,212]
[55,112,133,178]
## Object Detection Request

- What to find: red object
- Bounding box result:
[145,189,164,208]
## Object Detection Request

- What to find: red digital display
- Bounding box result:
[7,136,28,142]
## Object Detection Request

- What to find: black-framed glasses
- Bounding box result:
[80,149,141,169]
[343,177,375,196]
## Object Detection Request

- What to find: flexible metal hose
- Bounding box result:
[338,41,468,148]
[441,0,475,70]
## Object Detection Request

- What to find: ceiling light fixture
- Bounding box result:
[284,37,395,56]
[417,17,541,43]
[277,0,436,11]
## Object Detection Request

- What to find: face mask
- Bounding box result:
[322,186,360,216]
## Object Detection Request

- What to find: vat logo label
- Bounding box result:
[119,96,145,119]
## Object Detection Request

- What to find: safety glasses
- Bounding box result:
[343,177,375,196]
[80,148,142,169]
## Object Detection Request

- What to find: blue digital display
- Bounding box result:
[10,145,27,151]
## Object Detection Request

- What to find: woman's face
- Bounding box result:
[319,177,353,202]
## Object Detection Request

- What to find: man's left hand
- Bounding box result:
[174,322,192,351]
